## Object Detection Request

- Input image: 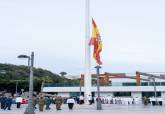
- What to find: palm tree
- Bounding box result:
[59,72,67,77]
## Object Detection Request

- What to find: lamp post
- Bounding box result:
[152,78,158,105]
[16,81,18,96]
[95,65,102,110]
[151,78,156,97]
[148,77,157,104]
[18,52,35,114]
[79,78,82,97]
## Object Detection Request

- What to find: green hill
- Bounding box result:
[0,63,78,93]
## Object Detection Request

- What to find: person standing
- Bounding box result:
[87,95,92,105]
[143,96,148,105]
[32,95,38,109]
[66,97,75,110]
[54,96,63,110]
[79,95,84,104]
[45,96,51,110]
[38,96,45,112]
[1,96,7,109]
[15,96,22,108]
[5,96,12,110]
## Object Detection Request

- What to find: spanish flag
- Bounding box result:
[89,18,102,65]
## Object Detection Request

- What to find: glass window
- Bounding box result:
[142,92,161,98]
[141,82,148,86]
[113,92,131,97]
[161,82,165,86]
[122,82,136,86]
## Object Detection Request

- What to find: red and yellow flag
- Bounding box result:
[89,18,102,65]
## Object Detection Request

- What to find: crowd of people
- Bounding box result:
[32,94,73,111]
[0,95,13,110]
[0,93,164,112]
[98,96,141,105]
[0,93,78,112]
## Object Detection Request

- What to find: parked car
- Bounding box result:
[22,98,28,104]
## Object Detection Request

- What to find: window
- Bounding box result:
[141,82,148,86]
[142,92,161,98]
[113,92,131,97]
[122,82,136,86]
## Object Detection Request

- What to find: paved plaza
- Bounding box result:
[0,104,165,114]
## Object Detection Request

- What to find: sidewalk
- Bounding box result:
[0,103,165,114]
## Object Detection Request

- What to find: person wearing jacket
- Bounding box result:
[54,96,63,110]
[45,96,51,110]
[38,96,45,111]
[5,96,12,110]
[1,96,7,109]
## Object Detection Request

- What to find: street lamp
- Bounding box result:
[18,52,35,114]
[17,55,30,66]
[95,65,102,110]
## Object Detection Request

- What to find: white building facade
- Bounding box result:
[43,77,165,99]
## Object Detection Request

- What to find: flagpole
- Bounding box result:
[84,0,91,103]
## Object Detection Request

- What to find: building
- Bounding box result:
[43,71,165,99]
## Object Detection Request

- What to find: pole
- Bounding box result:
[79,78,82,96]
[16,81,18,96]
[84,0,91,103]
[41,81,45,92]
[95,65,102,110]
[153,78,158,105]
[28,57,30,67]
[153,78,157,98]
[24,52,35,114]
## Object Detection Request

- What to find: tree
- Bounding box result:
[59,72,67,77]
[0,63,70,92]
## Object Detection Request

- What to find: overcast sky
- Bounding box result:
[0,0,165,75]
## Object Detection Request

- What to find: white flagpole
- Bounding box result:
[84,0,91,104]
